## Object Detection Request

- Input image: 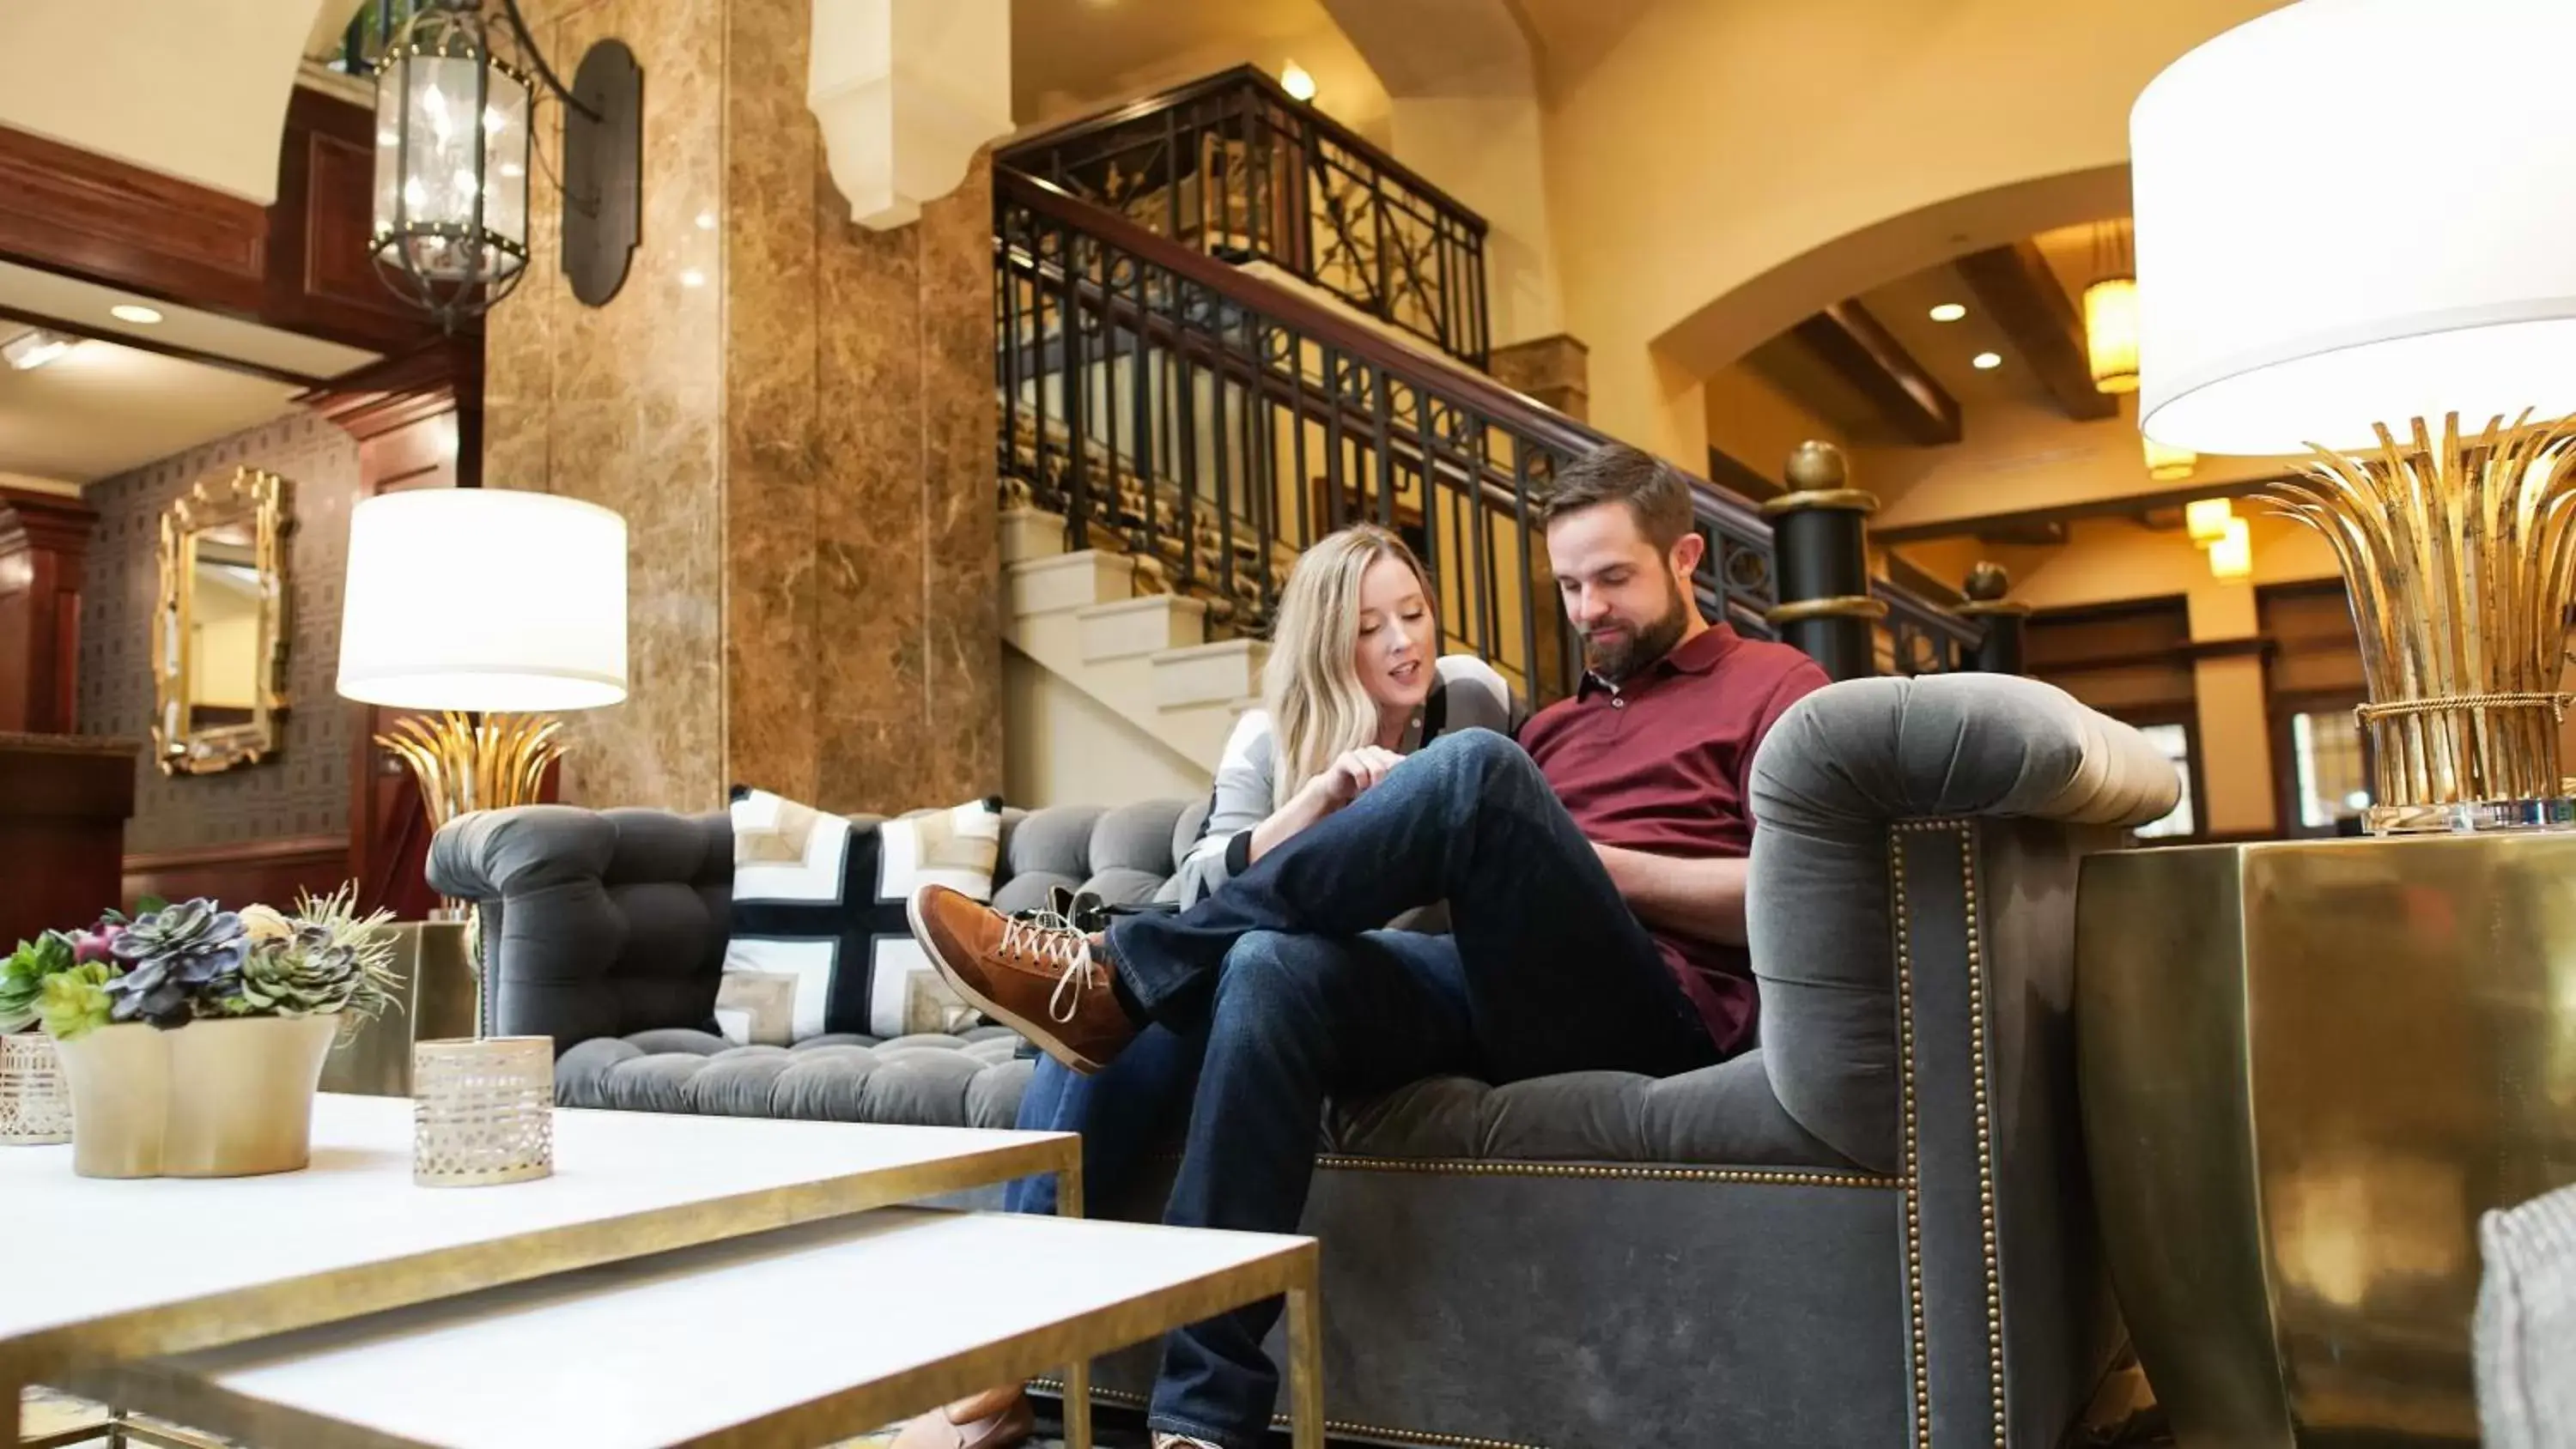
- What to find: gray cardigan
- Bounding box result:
[1173,653,1518,906]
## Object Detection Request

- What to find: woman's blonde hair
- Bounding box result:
[1261,524,1437,810]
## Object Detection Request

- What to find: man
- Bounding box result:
[908,443,1829,1449]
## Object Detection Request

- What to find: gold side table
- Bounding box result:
[320,921,477,1098]
[2078,834,2576,1446]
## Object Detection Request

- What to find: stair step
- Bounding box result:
[1008,550,1134,618]
[999,507,1067,564]
[1078,594,1209,661]
[1152,638,1268,710]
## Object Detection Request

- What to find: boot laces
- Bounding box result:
[996,904,1095,1024]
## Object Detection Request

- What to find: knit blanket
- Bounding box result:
[2479,1181,2576,1448]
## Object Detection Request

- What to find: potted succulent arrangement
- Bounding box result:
[16,886,399,1179]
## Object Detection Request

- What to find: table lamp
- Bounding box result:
[2133,0,2576,834]
[337,488,628,833]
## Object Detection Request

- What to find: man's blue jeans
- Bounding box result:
[1098,729,1721,1449]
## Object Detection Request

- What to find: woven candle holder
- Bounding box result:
[0,1033,71,1144]
[412,1036,554,1187]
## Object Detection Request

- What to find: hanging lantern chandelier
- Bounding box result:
[369,0,641,330]
[2084,220,2141,395]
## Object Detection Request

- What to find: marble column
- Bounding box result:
[485,0,999,815]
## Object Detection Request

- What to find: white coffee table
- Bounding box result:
[2,1095,1084,1449]
[61,1209,1325,1449]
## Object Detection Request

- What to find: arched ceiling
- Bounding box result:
[0,0,343,203]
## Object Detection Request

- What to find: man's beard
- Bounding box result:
[1583,575,1688,684]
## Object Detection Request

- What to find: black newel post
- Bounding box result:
[1761,441,1884,681]
[1956,561,2031,674]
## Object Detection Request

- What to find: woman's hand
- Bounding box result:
[1249,746,1406,865]
[1311,745,1404,809]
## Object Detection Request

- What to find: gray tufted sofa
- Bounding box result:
[428,673,2177,1449]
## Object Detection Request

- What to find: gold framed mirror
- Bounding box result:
[152,467,293,776]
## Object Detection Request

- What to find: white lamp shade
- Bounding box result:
[2132,0,2576,455]
[337,488,628,712]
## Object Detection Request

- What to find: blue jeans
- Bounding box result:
[1002,1024,1201,1217]
[1104,729,1720,1449]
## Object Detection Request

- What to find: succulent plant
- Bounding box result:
[36,962,112,1040]
[106,898,249,1028]
[0,932,76,1034]
[235,885,400,1023]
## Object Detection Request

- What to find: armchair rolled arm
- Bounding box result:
[1751,672,2178,837]
[427,805,733,1050]
[1746,673,2175,1173]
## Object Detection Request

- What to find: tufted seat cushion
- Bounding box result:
[556,1026,1036,1129]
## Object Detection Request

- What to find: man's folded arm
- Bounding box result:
[1592,843,1748,948]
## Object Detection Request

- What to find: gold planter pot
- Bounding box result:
[2078,834,2576,1446]
[53,1015,340,1179]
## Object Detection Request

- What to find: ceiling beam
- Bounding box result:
[1789,300,1962,446]
[1953,242,2117,423]
[0,301,333,391]
[1871,473,2299,545]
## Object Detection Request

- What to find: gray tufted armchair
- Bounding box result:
[428,672,2176,1449]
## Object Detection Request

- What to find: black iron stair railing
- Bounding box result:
[1001,65,1492,369]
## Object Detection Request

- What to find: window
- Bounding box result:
[2131,722,2198,839]
[2261,582,2372,838]
[2287,708,2371,832]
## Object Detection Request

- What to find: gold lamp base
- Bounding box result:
[377,710,568,832]
[2081,833,2576,1446]
[2276,412,2576,834]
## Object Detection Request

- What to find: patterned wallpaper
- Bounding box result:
[79,410,363,854]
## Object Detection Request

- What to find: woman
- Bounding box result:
[896,524,1515,1449]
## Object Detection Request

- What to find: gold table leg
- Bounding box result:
[1055,1158,1092,1449]
[1285,1249,1325,1449]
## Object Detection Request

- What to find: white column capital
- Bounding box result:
[808,0,1012,231]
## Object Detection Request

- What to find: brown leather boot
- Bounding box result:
[907,883,1138,1073]
[890,1386,1034,1449]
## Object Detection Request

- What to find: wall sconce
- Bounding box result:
[370,0,641,330]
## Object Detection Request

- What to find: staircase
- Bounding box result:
[1001,504,1264,767]
[989,68,1989,776]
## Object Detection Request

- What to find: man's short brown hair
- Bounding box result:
[1537,442,1695,551]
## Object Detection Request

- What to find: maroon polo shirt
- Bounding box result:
[1516,623,1828,1056]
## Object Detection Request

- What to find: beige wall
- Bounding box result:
[1388,95,1562,346]
[1539,0,2282,466]
[1005,650,1213,809]
[1015,17,1394,149]
[1704,362,1850,488]
[1899,510,2339,836]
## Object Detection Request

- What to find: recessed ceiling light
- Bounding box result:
[109,304,163,325]
[1929,302,1967,323]
[3,330,78,371]
[1971,351,2003,370]
[679,268,707,289]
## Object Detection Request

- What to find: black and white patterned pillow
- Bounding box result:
[716,788,1002,1046]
